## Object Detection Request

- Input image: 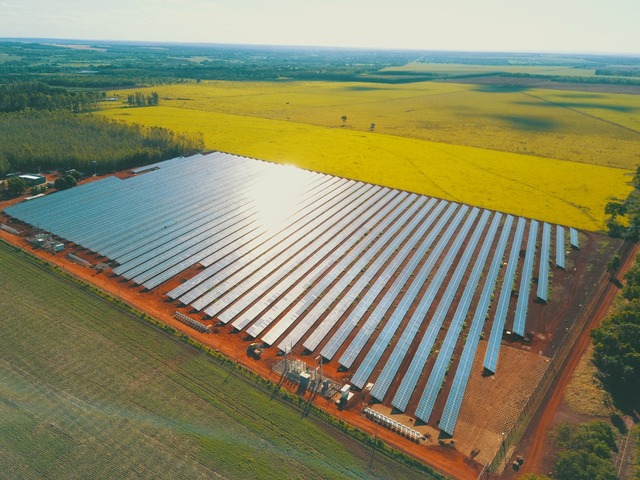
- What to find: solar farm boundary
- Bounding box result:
[487,240,631,474]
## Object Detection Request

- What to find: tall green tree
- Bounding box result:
[6,177,27,197]
[553,422,618,480]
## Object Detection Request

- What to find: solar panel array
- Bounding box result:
[570,228,580,249]
[483,217,526,374]
[5,152,582,437]
[513,220,538,337]
[556,225,566,269]
[438,213,514,435]
[537,223,551,302]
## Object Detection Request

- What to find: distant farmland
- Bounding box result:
[0,240,434,480]
[101,80,640,169]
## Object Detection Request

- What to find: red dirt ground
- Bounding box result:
[499,241,640,479]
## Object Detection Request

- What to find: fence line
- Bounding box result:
[487,240,634,474]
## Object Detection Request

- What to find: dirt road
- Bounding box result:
[505,242,639,478]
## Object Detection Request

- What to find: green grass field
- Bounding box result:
[0,241,437,480]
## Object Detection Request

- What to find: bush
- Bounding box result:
[553,422,618,480]
[54,177,68,190]
[6,177,27,197]
[64,175,77,188]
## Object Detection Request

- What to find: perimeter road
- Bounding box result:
[510,240,640,479]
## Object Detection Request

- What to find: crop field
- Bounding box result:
[99,102,631,231]
[380,62,601,77]
[100,80,640,170]
[0,241,433,480]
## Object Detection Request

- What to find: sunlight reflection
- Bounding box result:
[251,164,306,232]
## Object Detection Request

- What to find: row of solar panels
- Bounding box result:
[5,152,581,438]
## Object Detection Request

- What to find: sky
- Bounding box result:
[1,0,639,54]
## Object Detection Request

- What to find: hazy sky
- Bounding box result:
[1,0,639,54]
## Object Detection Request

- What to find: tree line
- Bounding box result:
[127,91,159,107]
[591,254,640,410]
[520,421,619,480]
[0,81,104,113]
[0,110,203,177]
[604,167,640,241]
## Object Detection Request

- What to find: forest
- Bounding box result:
[592,256,640,411]
[0,78,201,179]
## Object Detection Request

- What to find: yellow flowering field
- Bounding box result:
[99,105,632,231]
[105,81,640,170]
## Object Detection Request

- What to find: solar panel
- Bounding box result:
[301,197,438,353]
[513,220,538,337]
[258,190,406,346]
[273,192,417,351]
[410,211,499,421]
[335,202,462,369]
[174,179,365,307]
[209,185,390,321]
[259,191,406,335]
[238,188,392,338]
[107,166,271,261]
[373,208,489,405]
[136,172,352,290]
[570,228,580,249]
[348,205,473,389]
[556,225,565,269]
[169,176,351,303]
[317,199,451,361]
[197,184,384,315]
[537,222,551,302]
[483,216,526,374]
[439,213,513,436]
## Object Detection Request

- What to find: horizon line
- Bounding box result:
[2,36,640,58]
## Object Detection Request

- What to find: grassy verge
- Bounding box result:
[564,344,610,417]
[0,240,442,480]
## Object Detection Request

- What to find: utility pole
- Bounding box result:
[369,421,379,470]
[315,355,323,393]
